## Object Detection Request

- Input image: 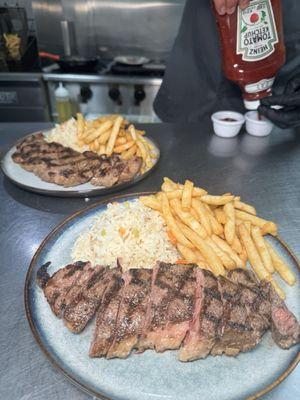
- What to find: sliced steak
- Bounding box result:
[63,264,112,333]
[179,269,223,361]
[267,282,300,349]
[107,268,153,359]
[13,134,142,188]
[138,263,196,353]
[36,261,88,316]
[89,267,123,357]
[211,275,264,357]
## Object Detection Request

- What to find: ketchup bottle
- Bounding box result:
[213,0,286,110]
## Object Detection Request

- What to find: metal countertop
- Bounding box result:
[0,122,299,400]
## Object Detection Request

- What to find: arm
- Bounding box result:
[258,75,300,129]
[213,0,250,15]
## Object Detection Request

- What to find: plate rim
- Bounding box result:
[1,131,160,197]
[24,192,300,400]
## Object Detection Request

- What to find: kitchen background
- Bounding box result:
[0,0,186,122]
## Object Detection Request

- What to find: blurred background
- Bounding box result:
[0,0,186,123]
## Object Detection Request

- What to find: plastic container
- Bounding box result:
[211,111,245,138]
[55,82,72,122]
[213,0,286,110]
[245,111,273,136]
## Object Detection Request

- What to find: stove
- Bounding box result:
[43,59,164,123]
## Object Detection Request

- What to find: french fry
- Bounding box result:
[136,140,147,162]
[98,129,112,145]
[235,210,278,235]
[128,124,137,141]
[190,207,199,220]
[125,131,132,142]
[214,208,226,225]
[205,237,236,270]
[178,185,207,197]
[265,242,296,286]
[239,224,271,281]
[106,116,123,156]
[170,199,207,239]
[115,137,127,145]
[192,199,212,236]
[177,243,198,264]
[139,195,161,212]
[232,235,243,254]
[204,205,224,236]
[162,177,178,192]
[201,195,234,206]
[76,113,85,138]
[251,226,274,273]
[176,219,225,276]
[113,140,135,153]
[234,200,257,215]
[211,234,245,269]
[99,144,106,155]
[121,144,137,160]
[161,193,194,249]
[269,278,286,300]
[182,180,194,211]
[224,202,236,245]
[85,120,113,144]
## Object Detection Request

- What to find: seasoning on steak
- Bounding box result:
[89,267,123,357]
[12,134,142,187]
[36,261,89,316]
[138,263,197,353]
[63,264,109,333]
[37,262,300,361]
[106,268,153,359]
[179,269,223,361]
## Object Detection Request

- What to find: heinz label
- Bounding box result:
[237,0,278,62]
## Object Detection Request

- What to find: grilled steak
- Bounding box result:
[63,264,109,333]
[107,268,153,359]
[36,261,89,316]
[138,263,197,352]
[37,262,300,362]
[89,267,123,357]
[12,134,142,187]
[179,269,223,361]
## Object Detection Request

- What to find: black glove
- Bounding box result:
[258,74,300,129]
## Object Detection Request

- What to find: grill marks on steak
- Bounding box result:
[138,263,197,352]
[106,269,153,359]
[12,134,142,187]
[37,262,300,361]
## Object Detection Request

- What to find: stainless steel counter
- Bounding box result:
[0,122,299,400]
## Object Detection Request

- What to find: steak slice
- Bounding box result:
[211,275,264,357]
[138,263,196,353]
[106,268,153,359]
[267,282,300,349]
[118,157,143,183]
[63,264,111,333]
[89,267,123,357]
[179,269,223,361]
[36,261,88,316]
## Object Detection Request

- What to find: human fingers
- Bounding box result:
[213,0,226,15]
[239,0,250,10]
[226,0,239,15]
[260,93,300,108]
[284,74,300,95]
[258,106,300,129]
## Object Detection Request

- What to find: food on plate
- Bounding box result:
[71,200,179,270]
[140,177,296,298]
[37,261,300,361]
[46,114,157,174]
[12,133,142,188]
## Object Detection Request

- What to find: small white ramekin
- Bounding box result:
[245,111,274,137]
[211,111,245,138]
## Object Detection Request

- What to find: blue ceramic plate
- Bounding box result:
[25,193,300,400]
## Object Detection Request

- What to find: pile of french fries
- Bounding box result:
[76,113,156,173]
[140,178,296,299]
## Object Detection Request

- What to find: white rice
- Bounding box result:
[45,118,89,152]
[71,199,179,270]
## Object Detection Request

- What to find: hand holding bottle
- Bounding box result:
[258,75,300,129]
[213,0,250,15]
